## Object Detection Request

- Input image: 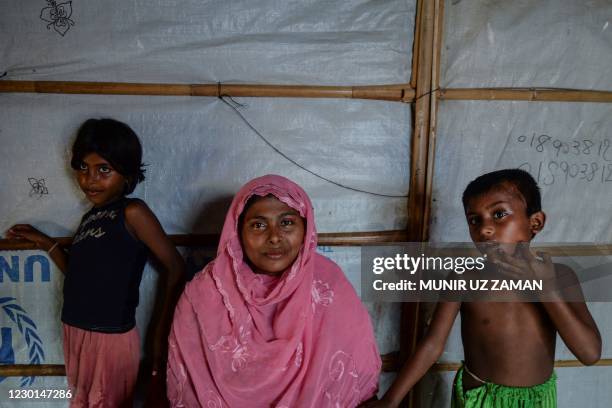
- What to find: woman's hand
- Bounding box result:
[6,224,55,250]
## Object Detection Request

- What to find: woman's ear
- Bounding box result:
[530,211,546,235]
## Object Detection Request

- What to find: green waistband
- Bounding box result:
[453,365,557,408]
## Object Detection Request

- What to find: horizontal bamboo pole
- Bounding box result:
[1,237,610,254]
[4,81,611,103]
[0,364,65,377]
[433,359,612,372]
[440,88,612,103]
[2,357,611,377]
[0,230,410,250]
[0,80,415,102]
[425,244,612,257]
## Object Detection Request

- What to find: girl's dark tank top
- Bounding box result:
[61,197,148,333]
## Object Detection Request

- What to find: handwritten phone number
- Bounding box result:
[515,133,612,161]
[6,389,72,400]
[519,160,612,186]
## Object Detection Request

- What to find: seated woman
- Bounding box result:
[167,174,381,407]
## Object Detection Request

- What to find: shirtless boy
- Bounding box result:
[364,169,601,408]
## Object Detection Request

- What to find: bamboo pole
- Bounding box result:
[0,365,65,377]
[4,81,612,103]
[402,0,437,406]
[0,230,410,251]
[422,0,444,243]
[3,357,610,377]
[0,80,415,102]
[439,88,612,103]
[407,0,434,244]
[2,236,611,255]
[409,0,423,90]
[432,359,612,372]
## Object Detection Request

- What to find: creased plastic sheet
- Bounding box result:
[442,0,612,90]
[0,93,410,236]
[0,92,409,402]
[1,0,414,85]
[431,101,612,243]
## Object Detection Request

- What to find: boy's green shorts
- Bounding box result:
[452,365,557,408]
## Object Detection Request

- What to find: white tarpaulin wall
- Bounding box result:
[1,0,415,405]
[442,0,612,90]
[3,0,414,85]
[3,0,612,407]
[419,1,612,407]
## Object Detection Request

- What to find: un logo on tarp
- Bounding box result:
[0,297,45,387]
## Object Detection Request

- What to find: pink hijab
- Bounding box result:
[167,175,380,407]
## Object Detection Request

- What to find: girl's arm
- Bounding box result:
[124,201,186,372]
[362,301,460,408]
[6,224,68,273]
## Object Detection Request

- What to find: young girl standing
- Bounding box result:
[7,118,184,407]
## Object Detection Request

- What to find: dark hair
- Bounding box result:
[71,118,145,194]
[462,169,542,215]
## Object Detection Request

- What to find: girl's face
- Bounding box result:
[240,196,305,276]
[76,152,126,207]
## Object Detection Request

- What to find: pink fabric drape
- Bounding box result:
[167,175,380,407]
[63,324,140,408]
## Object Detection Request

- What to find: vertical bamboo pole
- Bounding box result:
[409,0,423,89]
[407,0,434,241]
[423,0,444,242]
[402,0,437,407]
[410,2,444,408]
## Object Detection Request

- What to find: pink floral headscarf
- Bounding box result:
[167,175,381,407]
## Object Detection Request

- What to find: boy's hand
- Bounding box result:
[6,224,55,250]
[492,245,556,282]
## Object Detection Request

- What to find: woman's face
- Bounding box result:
[241,195,305,276]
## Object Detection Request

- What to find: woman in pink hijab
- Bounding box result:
[167,175,381,407]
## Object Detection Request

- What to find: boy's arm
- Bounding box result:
[6,224,69,274]
[367,301,460,408]
[495,248,601,365]
[125,201,186,372]
[540,263,601,365]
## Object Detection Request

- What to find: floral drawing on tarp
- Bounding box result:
[28,178,49,198]
[40,1,75,37]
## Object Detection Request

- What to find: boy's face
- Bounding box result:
[464,183,545,253]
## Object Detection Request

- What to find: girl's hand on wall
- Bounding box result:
[6,224,55,250]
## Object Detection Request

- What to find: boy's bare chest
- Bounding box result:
[460,302,557,386]
[461,302,551,334]
[460,302,556,360]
